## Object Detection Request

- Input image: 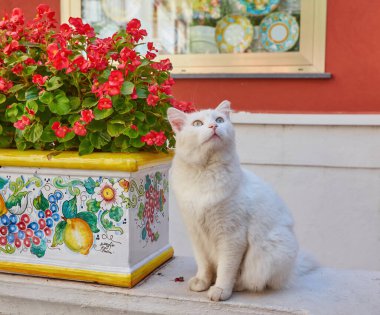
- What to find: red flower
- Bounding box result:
[0,77,13,92]
[147,42,157,51]
[147,94,159,106]
[148,84,159,94]
[130,124,138,131]
[13,116,31,130]
[24,58,36,65]
[98,98,112,110]
[10,8,24,25]
[126,18,147,42]
[47,43,72,70]
[11,63,23,75]
[73,121,87,136]
[141,131,167,146]
[67,55,89,73]
[131,88,138,100]
[26,107,36,116]
[108,70,124,87]
[51,122,71,138]
[80,110,95,123]
[69,17,95,37]
[59,23,73,39]
[170,99,196,113]
[151,58,172,71]
[145,51,156,60]
[3,40,25,55]
[32,74,48,85]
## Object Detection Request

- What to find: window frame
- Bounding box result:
[60,0,327,75]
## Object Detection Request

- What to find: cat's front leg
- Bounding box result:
[188,232,215,292]
[208,242,246,301]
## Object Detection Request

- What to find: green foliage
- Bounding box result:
[0,5,191,155]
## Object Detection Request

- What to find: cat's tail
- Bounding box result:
[295,250,319,276]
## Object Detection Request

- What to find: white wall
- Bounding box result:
[169,113,380,271]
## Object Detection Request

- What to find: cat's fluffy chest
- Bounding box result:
[171,158,241,212]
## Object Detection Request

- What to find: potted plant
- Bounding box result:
[0,4,194,287]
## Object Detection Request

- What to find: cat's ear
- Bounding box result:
[167,107,187,133]
[216,100,231,119]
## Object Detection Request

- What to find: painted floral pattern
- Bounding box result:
[0,170,168,258]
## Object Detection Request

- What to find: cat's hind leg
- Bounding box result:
[236,228,298,292]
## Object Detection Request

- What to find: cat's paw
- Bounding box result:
[207,285,232,301]
[188,276,211,292]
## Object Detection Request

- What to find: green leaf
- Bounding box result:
[5,191,28,209]
[89,132,111,149]
[49,90,71,115]
[57,131,75,143]
[15,89,26,101]
[130,137,145,148]
[46,76,63,91]
[86,199,100,213]
[23,123,43,143]
[40,127,56,142]
[86,120,105,132]
[39,91,54,104]
[120,81,134,95]
[5,105,20,122]
[24,65,37,76]
[25,86,39,101]
[0,94,6,104]
[0,177,8,189]
[7,84,24,94]
[146,112,157,125]
[77,212,99,233]
[94,107,114,120]
[135,111,146,121]
[62,196,77,219]
[82,96,98,108]
[79,138,94,156]
[26,100,39,114]
[107,121,125,137]
[84,178,96,194]
[52,221,67,247]
[109,206,123,222]
[114,135,129,151]
[33,193,49,211]
[69,96,81,110]
[125,128,139,139]
[31,239,47,258]
[136,87,148,98]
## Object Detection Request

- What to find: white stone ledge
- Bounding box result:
[0,256,379,315]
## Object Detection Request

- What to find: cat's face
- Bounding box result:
[167,101,235,161]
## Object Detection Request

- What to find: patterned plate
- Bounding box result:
[239,0,281,16]
[215,15,253,53]
[260,12,299,52]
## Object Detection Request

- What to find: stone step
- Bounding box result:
[0,256,379,315]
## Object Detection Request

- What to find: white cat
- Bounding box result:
[167,100,316,301]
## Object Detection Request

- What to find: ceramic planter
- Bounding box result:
[0,149,173,287]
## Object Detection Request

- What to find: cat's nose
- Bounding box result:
[208,123,217,129]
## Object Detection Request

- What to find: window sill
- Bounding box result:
[172,73,332,79]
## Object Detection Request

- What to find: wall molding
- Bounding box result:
[232,112,380,126]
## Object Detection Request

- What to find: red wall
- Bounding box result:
[0,0,60,26]
[172,2,380,113]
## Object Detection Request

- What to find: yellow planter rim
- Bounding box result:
[0,149,173,172]
[0,247,174,287]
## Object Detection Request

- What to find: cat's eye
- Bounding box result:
[216,117,224,123]
[192,120,203,127]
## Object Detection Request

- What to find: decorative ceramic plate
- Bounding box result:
[215,15,253,53]
[260,12,299,52]
[239,0,281,16]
